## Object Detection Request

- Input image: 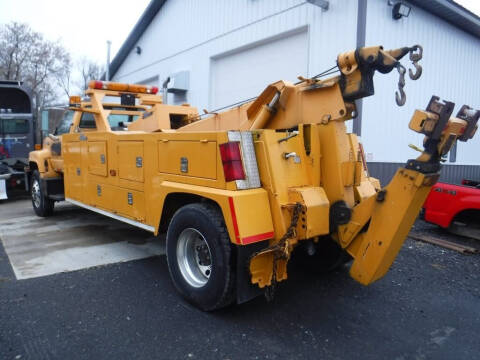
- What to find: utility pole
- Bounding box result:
[106,40,112,81]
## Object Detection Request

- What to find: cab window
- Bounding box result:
[0,118,30,134]
[108,114,139,128]
[78,112,139,129]
[78,112,96,129]
[55,110,74,135]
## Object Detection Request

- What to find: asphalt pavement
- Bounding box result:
[1,197,479,360]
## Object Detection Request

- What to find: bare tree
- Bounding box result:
[0,22,71,113]
[56,56,73,98]
[77,57,105,92]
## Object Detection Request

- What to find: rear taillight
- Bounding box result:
[223,131,261,190]
[219,142,246,182]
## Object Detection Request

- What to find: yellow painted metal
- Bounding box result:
[87,141,108,177]
[157,140,217,179]
[114,187,146,221]
[62,140,84,201]
[228,190,274,244]
[118,141,144,183]
[288,187,329,239]
[87,182,114,211]
[250,252,288,288]
[346,168,438,284]
[157,181,274,244]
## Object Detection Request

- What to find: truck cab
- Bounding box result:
[423,180,480,240]
[0,80,35,199]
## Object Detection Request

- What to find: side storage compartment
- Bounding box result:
[114,188,146,221]
[118,141,144,183]
[88,141,108,177]
[86,182,115,211]
[114,140,146,221]
[63,140,84,201]
[158,140,217,179]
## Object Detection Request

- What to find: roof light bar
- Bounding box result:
[88,80,159,95]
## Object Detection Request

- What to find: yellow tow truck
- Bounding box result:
[27,45,478,310]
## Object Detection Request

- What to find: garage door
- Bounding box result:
[210,30,308,110]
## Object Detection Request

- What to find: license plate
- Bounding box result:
[0,179,7,200]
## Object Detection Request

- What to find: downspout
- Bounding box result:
[353,0,367,136]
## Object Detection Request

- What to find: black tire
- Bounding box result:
[292,237,351,274]
[31,170,54,217]
[166,203,235,311]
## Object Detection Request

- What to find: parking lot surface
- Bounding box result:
[1,197,479,360]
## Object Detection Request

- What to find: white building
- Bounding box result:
[109,0,480,183]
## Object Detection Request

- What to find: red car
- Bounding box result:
[422,180,480,239]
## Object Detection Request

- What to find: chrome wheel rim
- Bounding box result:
[176,228,212,288]
[32,179,41,208]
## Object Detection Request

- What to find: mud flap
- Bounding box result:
[236,241,268,304]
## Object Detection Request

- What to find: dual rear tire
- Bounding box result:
[166,203,236,311]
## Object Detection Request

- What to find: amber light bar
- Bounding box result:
[88,80,159,95]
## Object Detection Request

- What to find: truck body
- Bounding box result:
[27,45,479,310]
[0,80,35,199]
[423,180,480,239]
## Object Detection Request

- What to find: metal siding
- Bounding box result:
[210,29,309,109]
[368,162,480,185]
[112,0,479,173]
[113,0,358,113]
[361,0,480,166]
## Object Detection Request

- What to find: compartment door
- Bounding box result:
[158,140,217,179]
[118,141,144,183]
[88,141,108,177]
[114,188,145,221]
[63,140,84,201]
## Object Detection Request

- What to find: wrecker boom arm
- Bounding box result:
[177,45,479,289]
[180,45,477,289]
[342,97,478,284]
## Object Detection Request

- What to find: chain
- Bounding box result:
[395,63,407,106]
[265,202,303,302]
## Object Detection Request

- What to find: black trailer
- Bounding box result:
[0,80,35,199]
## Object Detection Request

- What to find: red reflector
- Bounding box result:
[151,86,159,94]
[93,80,103,89]
[219,142,245,182]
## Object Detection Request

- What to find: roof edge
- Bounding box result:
[108,0,480,80]
[107,0,167,80]
[408,0,480,39]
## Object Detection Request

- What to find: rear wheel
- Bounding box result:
[31,170,54,217]
[166,203,235,311]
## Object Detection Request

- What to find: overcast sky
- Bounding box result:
[0,0,479,67]
[0,0,150,65]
